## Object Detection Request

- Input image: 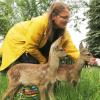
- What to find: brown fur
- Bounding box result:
[42,42,94,99]
[56,41,94,86]
[2,40,93,100]
[2,37,66,100]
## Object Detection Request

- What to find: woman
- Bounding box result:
[0,2,80,71]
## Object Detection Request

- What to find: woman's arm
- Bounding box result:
[62,31,80,62]
[25,14,48,64]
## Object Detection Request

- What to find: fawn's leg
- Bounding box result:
[47,83,56,100]
[39,86,46,100]
[69,70,78,86]
[2,83,20,100]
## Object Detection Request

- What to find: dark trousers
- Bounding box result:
[17,53,39,64]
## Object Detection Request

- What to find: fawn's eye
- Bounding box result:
[58,48,63,51]
[55,46,63,51]
[86,53,91,56]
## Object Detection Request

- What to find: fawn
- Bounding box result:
[41,41,94,99]
[2,36,66,100]
[56,41,93,86]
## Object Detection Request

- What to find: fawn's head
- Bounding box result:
[49,36,66,58]
[79,41,93,62]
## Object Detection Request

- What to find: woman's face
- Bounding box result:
[52,9,70,29]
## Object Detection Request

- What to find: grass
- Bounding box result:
[54,67,100,100]
[0,67,100,100]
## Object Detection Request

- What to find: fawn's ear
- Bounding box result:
[79,41,84,51]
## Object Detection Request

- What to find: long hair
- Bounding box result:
[47,2,70,42]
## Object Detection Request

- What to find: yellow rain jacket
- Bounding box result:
[0,13,80,71]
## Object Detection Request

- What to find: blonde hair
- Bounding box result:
[47,2,70,42]
[49,2,70,16]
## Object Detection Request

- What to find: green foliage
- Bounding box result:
[86,0,100,57]
[0,0,22,35]
[0,0,53,35]
[0,1,13,35]
[15,0,53,20]
[0,0,90,37]
[0,15,9,35]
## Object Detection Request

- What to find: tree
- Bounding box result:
[0,0,13,35]
[0,0,88,36]
[0,0,22,35]
[86,0,100,58]
[15,0,53,20]
[0,0,53,35]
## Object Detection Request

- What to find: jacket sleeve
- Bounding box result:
[62,31,80,62]
[27,44,47,64]
[25,16,47,64]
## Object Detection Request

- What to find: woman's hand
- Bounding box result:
[88,58,97,66]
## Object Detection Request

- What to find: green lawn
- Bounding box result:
[0,67,100,100]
